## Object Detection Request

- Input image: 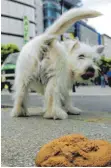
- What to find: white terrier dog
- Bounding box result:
[11,8,104,119]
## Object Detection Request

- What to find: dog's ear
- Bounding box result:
[95,45,104,54]
[70,40,80,51]
[64,40,80,53]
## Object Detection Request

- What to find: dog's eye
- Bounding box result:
[78,55,85,59]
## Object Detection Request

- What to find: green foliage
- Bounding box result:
[1,43,19,64]
[99,56,111,73]
[101,56,111,63]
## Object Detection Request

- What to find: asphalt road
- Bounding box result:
[1,93,111,167]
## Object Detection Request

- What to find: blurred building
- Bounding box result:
[43,0,82,30]
[43,0,60,30]
[1,0,82,49]
[42,0,82,40]
[74,21,102,45]
[5,0,107,51]
[35,0,44,35]
[102,34,111,58]
[1,0,43,49]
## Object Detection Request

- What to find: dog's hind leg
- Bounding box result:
[11,79,29,117]
[64,95,82,115]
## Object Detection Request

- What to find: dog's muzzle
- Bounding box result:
[81,66,95,80]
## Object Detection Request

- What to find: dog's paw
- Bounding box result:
[43,109,68,120]
[43,113,53,119]
[68,107,82,115]
[11,107,29,117]
[55,110,68,120]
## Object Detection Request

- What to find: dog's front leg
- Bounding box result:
[64,95,82,115]
[43,78,68,120]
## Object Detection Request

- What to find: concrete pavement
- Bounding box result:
[1,86,111,105]
[1,107,111,167]
[2,86,111,96]
[73,85,111,95]
[1,86,111,167]
[1,86,111,112]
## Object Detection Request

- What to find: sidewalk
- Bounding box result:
[1,87,111,167]
[71,86,111,96]
[2,86,111,96]
[1,106,111,167]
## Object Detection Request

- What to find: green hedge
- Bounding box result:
[1,44,19,64]
[101,56,111,62]
[99,56,111,73]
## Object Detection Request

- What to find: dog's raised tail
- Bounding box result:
[45,8,102,36]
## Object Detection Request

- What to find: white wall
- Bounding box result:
[1,0,36,49]
[1,17,35,37]
[14,0,35,6]
[35,0,44,35]
[80,24,98,45]
[1,0,35,22]
[102,35,111,58]
[2,35,24,49]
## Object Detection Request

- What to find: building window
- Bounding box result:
[43,0,60,29]
[43,8,60,18]
[43,0,74,34]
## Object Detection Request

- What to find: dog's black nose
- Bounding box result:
[86,67,95,73]
[81,66,95,80]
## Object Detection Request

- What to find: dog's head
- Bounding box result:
[63,39,104,83]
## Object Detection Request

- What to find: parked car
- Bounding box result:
[1,52,19,92]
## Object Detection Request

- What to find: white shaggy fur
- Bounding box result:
[11,8,104,119]
[62,39,104,83]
